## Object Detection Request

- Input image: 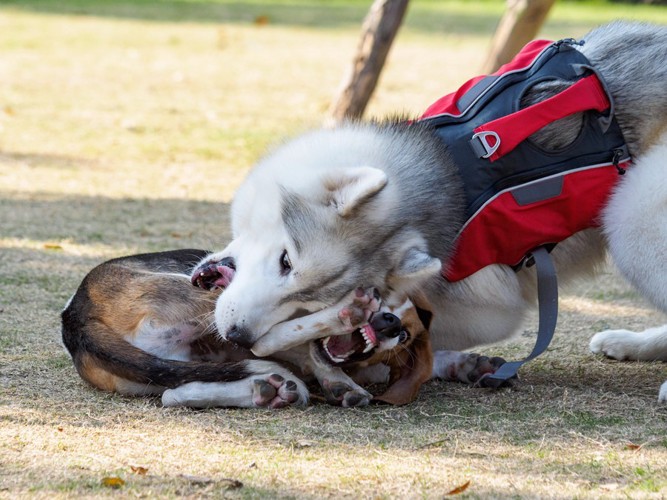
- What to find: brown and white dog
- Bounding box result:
[61,249,442,408]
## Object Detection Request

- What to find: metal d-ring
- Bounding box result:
[471,130,501,158]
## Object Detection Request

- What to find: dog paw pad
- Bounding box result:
[322,380,371,408]
[253,374,306,409]
[433,350,507,385]
[338,287,382,331]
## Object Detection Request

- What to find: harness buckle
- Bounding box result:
[470,131,501,159]
[612,148,626,175]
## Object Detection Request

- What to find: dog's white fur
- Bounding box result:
[201,23,667,401]
[590,325,667,403]
[589,138,667,401]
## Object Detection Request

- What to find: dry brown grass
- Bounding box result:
[1,1,666,498]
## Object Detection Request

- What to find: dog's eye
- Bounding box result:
[280,250,292,275]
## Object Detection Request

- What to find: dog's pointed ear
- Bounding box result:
[390,247,442,288]
[322,166,387,217]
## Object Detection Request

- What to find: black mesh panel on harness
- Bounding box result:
[419,39,630,386]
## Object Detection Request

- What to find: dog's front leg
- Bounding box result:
[307,343,373,407]
[252,287,381,356]
[273,344,373,408]
[161,360,309,409]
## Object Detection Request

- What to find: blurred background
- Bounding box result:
[2,0,666,211]
[1,2,666,497]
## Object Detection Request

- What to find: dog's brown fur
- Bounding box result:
[61,249,432,407]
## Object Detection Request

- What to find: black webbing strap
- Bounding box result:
[479,246,559,388]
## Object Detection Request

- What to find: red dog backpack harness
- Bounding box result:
[418,38,631,386]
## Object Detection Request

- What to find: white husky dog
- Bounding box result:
[200,22,667,401]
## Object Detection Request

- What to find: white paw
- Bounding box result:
[161,363,309,409]
[589,329,641,361]
[659,381,667,403]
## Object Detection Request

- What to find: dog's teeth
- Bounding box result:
[323,340,337,362]
[361,329,375,353]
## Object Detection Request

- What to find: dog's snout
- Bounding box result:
[380,312,398,328]
[370,312,402,339]
[225,325,254,349]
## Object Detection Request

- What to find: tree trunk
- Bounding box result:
[327,0,409,125]
[482,0,556,74]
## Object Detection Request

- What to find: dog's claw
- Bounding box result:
[433,351,507,385]
[322,380,372,408]
[253,374,305,409]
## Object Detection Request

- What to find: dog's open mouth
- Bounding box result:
[318,324,378,364]
[192,257,236,291]
[317,312,407,365]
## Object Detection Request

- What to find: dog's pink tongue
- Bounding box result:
[327,334,360,357]
[214,265,235,288]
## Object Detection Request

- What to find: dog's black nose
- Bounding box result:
[382,312,397,325]
[225,325,254,349]
[370,312,402,339]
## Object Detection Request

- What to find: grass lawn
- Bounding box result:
[1,0,666,497]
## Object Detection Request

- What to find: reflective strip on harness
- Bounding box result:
[471,75,610,162]
[443,159,631,282]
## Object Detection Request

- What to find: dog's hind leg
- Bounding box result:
[595,137,667,401]
[602,139,667,312]
[431,351,507,384]
[161,360,309,409]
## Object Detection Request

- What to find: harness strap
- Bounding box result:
[471,74,610,162]
[479,246,558,388]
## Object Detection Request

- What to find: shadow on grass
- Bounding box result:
[1,192,231,251]
[1,0,503,35]
[0,152,95,170]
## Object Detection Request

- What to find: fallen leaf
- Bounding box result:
[254,15,270,26]
[57,427,63,432]
[625,443,642,451]
[101,476,125,489]
[43,243,63,250]
[446,480,471,496]
[130,465,148,475]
